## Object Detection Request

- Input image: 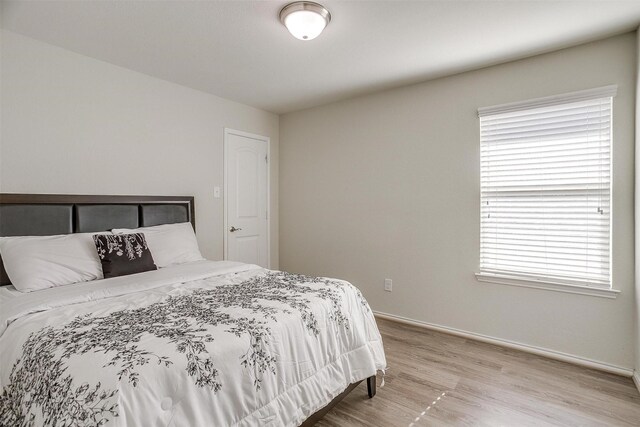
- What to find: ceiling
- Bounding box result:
[2,1,640,114]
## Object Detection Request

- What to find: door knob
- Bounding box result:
[230,226,242,232]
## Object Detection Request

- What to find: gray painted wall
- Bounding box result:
[280,33,636,370]
[0,30,280,268]
[635,28,639,384]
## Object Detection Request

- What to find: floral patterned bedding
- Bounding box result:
[0,261,386,426]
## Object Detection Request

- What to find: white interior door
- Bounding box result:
[224,129,269,267]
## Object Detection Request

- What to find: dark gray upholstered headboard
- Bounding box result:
[0,194,195,286]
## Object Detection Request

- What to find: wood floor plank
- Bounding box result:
[314,318,640,426]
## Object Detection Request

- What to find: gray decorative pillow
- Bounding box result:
[93,233,157,278]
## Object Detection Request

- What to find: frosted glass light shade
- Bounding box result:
[284,10,326,40]
[280,2,331,41]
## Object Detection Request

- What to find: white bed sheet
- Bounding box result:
[0,261,386,426]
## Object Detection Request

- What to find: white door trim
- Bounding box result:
[223,128,271,268]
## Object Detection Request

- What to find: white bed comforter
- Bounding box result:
[0,261,386,427]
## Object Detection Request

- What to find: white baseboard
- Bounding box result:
[373,310,634,378]
[633,372,640,392]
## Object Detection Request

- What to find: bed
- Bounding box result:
[0,194,386,426]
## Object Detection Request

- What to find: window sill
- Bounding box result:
[475,272,620,299]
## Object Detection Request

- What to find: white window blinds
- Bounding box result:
[478,86,616,288]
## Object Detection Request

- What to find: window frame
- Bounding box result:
[475,86,619,299]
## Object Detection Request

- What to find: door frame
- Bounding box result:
[223,128,271,268]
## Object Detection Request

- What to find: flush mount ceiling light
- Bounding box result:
[279,1,331,41]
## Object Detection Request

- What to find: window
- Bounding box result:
[477,86,616,294]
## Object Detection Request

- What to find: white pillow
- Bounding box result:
[111,222,204,268]
[0,233,105,292]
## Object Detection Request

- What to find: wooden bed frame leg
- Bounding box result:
[367,375,376,398]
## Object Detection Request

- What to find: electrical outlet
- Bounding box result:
[384,279,392,292]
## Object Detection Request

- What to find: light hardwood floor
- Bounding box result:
[316,317,640,426]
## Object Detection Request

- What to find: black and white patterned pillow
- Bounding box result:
[93,233,157,278]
